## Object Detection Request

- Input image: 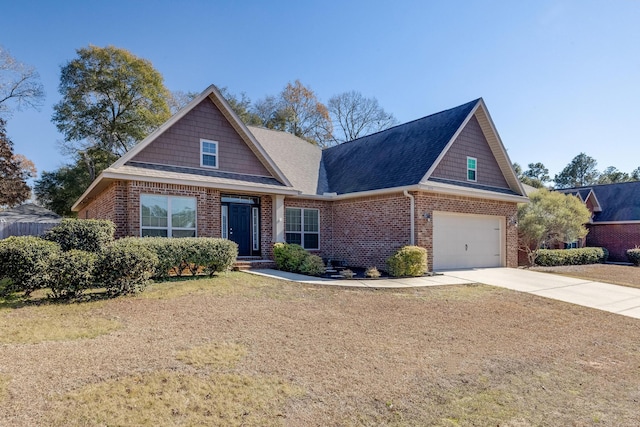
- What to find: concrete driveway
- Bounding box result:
[443,268,640,319]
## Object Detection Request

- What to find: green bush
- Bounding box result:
[386,246,428,277]
[534,247,609,266]
[0,236,60,296]
[114,237,238,279]
[627,248,640,266]
[299,254,325,276]
[48,250,97,299]
[44,218,115,252]
[273,243,308,272]
[95,240,158,296]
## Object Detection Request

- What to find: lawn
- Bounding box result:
[532,264,640,289]
[1,272,639,426]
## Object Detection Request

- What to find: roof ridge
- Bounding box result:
[563,180,640,190]
[325,98,481,151]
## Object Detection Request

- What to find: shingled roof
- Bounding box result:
[559,181,640,222]
[321,99,480,194]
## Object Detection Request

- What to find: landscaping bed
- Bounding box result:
[532,263,640,289]
[0,272,639,425]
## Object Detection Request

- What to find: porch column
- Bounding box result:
[272,195,285,243]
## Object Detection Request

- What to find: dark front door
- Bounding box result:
[229,204,251,256]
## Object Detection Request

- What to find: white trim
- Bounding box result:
[467,156,477,182]
[200,139,219,169]
[403,190,415,245]
[590,220,640,225]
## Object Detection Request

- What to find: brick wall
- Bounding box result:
[77,181,128,237]
[587,223,640,262]
[284,198,334,261]
[331,193,410,269]
[413,192,518,270]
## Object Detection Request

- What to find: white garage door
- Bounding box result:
[432,212,503,270]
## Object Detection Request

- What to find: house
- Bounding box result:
[72,85,527,271]
[0,203,61,239]
[558,182,640,262]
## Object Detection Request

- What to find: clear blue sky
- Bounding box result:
[2,0,639,183]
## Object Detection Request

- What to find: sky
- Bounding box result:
[1,0,639,184]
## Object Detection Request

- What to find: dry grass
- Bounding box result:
[533,263,640,289]
[0,374,9,402]
[0,272,639,426]
[0,301,121,344]
[176,341,247,369]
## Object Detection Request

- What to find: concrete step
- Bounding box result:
[233,259,277,271]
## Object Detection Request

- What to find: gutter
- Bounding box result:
[403,190,415,245]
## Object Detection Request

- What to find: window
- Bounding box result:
[467,157,477,182]
[201,140,218,168]
[221,205,228,239]
[285,207,319,249]
[252,207,260,251]
[141,195,196,237]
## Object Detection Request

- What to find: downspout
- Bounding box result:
[403,190,415,245]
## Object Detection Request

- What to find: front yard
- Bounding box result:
[533,264,640,289]
[1,272,639,426]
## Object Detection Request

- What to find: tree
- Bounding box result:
[0,45,45,118]
[517,188,592,266]
[168,90,198,115]
[218,87,261,126]
[632,167,640,181]
[326,91,397,145]
[554,153,599,188]
[513,162,549,188]
[0,118,32,207]
[252,80,332,146]
[34,149,116,216]
[52,45,171,158]
[597,166,631,184]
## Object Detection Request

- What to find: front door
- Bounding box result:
[229,204,251,256]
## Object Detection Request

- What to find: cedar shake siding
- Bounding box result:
[431,116,509,189]
[586,223,640,262]
[132,98,272,177]
[413,192,518,270]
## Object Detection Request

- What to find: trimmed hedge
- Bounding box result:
[44,218,115,252]
[48,250,97,299]
[627,248,640,266]
[95,240,158,296]
[0,236,60,296]
[386,246,428,277]
[116,237,238,279]
[534,247,609,266]
[273,243,325,276]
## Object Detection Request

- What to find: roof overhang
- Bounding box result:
[71,169,300,212]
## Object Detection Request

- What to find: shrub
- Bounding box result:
[273,243,308,272]
[95,240,158,296]
[0,236,60,296]
[341,269,355,279]
[44,218,115,252]
[197,238,238,275]
[386,246,427,277]
[299,254,325,276]
[534,247,609,266]
[48,250,97,299]
[627,248,640,266]
[365,266,381,279]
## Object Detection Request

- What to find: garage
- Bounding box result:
[432,212,504,270]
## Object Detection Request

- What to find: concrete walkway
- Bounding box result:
[246,267,640,319]
[245,269,471,288]
[442,268,640,319]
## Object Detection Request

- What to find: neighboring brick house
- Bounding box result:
[558,182,640,262]
[72,85,527,271]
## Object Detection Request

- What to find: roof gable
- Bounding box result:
[321,99,479,194]
[561,181,640,222]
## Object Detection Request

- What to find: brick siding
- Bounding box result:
[587,223,640,262]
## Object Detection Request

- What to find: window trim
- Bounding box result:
[467,156,477,182]
[140,194,197,237]
[200,139,218,169]
[221,205,228,239]
[285,207,320,250]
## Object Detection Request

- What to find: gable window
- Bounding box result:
[201,140,218,168]
[141,195,196,237]
[467,157,477,182]
[285,207,319,250]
